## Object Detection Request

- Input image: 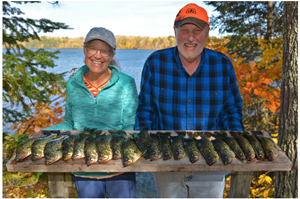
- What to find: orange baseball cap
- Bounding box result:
[174,3,210,29]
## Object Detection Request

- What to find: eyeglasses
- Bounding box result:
[86,46,111,57]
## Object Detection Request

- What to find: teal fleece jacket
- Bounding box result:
[45,64,138,178]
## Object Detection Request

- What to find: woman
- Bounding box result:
[34,27,138,198]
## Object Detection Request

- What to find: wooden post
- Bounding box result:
[229,171,252,198]
[48,173,71,198]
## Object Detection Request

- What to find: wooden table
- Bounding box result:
[7,130,292,198]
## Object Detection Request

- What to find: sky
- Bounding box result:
[13,1,222,38]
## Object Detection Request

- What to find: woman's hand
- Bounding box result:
[29,127,43,138]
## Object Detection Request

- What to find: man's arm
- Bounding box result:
[135,61,158,130]
[220,65,244,131]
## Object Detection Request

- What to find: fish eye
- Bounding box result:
[176,151,179,155]
[125,158,129,161]
[208,156,212,160]
[152,151,156,155]
[115,151,118,154]
[225,156,228,159]
[191,154,194,158]
[239,153,243,156]
[101,153,104,156]
[165,152,169,156]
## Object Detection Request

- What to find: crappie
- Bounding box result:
[171,135,186,160]
[211,135,235,165]
[111,132,126,160]
[31,133,57,161]
[121,138,142,167]
[253,131,278,161]
[62,134,78,161]
[158,132,173,160]
[97,134,113,163]
[149,133,162,161]
[72,132,91,160]
[44,135,68,166]
[230,131,255,161]
[84,135,98,166]
[217,131,245,161]
[197,133,219,166]
[15,137,37,162]
[242,132,265,160]
[184,137,201,163]
[132,129,150,159]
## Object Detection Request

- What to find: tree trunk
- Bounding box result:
[274,1,298,198]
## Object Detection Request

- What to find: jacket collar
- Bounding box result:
[73,65,119,89]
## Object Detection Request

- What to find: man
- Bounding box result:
[135,3,244,198]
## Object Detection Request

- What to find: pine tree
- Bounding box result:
[204,1,283,63]
[3,1,71,123]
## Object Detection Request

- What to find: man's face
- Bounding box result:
[175,23,209,63]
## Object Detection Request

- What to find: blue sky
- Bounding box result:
[14,1,222,38]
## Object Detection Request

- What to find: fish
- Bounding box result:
[97,134,113,163]
[184,137,201,163]
[72,132,91,160]
[158,132,173,160]
[132,128,150,159]
[84,135,98,166]
[216,131,246,161]
[111,131,127,160]
[242,131,265,160]
[149,133,162,161]
[15,137,37,162]
[211,133,235,165]
[44,135,69,166]
[170,135,186,160]
[197,132,219,166]
[62,134,78,161]
[31,133,57,161]
[230,131,256,161]
[252,131,278,161]
[121,138,143,167]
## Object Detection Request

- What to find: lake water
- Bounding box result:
[3,49,156,133]
[3,48,159,198]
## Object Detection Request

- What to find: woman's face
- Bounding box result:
[84,39,114,75]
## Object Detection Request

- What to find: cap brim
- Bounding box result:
[84,37,116,50]
[175,17,208,29]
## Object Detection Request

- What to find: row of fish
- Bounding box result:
[14,129,279,167]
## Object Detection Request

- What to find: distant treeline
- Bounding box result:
[15,35,178,50]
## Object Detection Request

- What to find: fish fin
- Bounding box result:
[251,131,263,136]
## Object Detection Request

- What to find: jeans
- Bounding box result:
[74,172,136,198]
[153,172,229,198]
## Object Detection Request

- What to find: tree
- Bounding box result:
[274,1,298,197]
[2,1,71,124]
[204,1,283,63]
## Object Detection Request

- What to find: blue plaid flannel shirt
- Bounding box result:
[135,46,244,131]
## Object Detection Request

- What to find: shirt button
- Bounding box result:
[189,78,192,81]
[189,121,192,124]
[215,92,218,95]
[189,99,191,102]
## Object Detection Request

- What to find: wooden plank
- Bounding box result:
[48,173,70,198]
[7,130,292,172]
[229,171,252,198]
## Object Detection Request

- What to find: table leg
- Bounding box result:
[48,173,71,198]
[229,171,252,198]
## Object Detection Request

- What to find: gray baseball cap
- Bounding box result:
[84,27,116,50]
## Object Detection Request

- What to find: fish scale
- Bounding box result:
[44,135,68,166]
[121,138,142,167]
